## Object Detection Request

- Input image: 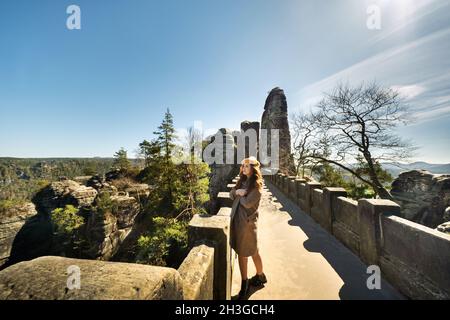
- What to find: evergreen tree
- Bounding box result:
[314,162,347,187]
[139,139,161,169]
[153,108,177,209]
[139,108,178,215]
[113,148,131,172]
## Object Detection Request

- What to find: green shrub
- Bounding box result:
[346,183,376,200]
[314,163,347,187]
[94,192,118,215]
[0,199,16,213]
[50,205,88,256]
[136,216,188,267]
[51,205,84,235]
[0,199,27,216]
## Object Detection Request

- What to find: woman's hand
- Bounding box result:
[236,189,248,197]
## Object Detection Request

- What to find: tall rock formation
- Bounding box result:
[261,87,296,175]
[240,121,260,159]
[205,122,262,214]
[204,128,240,214]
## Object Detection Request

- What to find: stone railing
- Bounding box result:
[265,173,450,300]
[0,176,239,300]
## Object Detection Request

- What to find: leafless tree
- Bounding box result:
[291,112,318,177]
[185,126,203,162]
[301,82,416,200]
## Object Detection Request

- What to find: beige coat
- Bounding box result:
[229,179,262,257]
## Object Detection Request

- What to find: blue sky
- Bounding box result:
[0,0,449,163]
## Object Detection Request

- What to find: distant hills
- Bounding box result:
[381,162,450,177]
[0,158,117,201]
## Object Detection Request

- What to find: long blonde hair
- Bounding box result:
[235,161,263,193]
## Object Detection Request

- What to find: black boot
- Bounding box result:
[238,279,249,300]
[250,273,267,287]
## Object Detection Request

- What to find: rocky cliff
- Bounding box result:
[391,170,450,230]
[1,175,150,268]
[205,122,263,214]
[32,179,98,214]
[0,203,37,268]
[205,128,240,214]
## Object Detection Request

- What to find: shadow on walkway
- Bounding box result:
[231,284,265,301]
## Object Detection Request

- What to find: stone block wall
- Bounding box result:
[380,216,450,299]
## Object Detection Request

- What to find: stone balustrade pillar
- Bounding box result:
[217,192,233,208]
[357,199,401,266]
[323,187,347,233]
[287,176,296,201]
[305,182,322,215]
[188,214,231,300]
[277,173,283,187]
[282,175,289,194]
[227,183,236,190]
[295,178,306,207]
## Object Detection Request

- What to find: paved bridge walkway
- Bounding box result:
[231,179,404,300]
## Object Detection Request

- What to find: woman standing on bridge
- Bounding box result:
[230,156,267,299]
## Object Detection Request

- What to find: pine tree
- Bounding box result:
[314,162,347,187]
[138,109,178,214]
[113,148,131,172]
[152,108,177,212]
[139,139,161,168]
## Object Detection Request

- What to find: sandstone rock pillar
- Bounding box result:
[261,87,296,175]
